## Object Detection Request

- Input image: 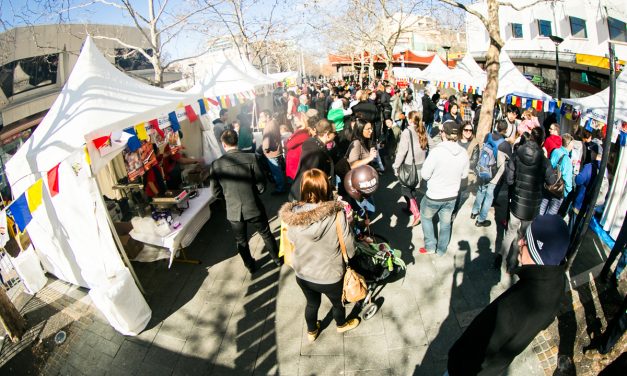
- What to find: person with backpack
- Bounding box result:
[471,120,512,227]
[472,96,482,132]
[539,134,574,215]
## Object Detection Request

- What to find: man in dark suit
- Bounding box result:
[209,129,282,273]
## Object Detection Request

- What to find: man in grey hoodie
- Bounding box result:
[419,120,470,256]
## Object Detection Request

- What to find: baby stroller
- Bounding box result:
[350,237,406,320]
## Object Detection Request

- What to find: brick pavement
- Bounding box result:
[1,172,612,375]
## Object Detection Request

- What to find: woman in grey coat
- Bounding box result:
[279,169,360,342]
[393,111,433,226]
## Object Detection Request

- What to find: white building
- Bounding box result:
[466,0,627,98]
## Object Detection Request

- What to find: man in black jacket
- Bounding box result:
[422,92,438,137]
[499,127,556,271]
[448,214,569,376]
[209,130,282,273]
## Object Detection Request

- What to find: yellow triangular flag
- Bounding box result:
[84,146,91,166]
[177,102,185,109]
[27,179,44,212]
[135,122,148,141]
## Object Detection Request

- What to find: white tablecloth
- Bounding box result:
[130,188,215,267]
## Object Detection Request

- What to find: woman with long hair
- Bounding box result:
[279,169,360,342]
[393,111,431,226]
[442,102,463,125]
[347,118,377,169]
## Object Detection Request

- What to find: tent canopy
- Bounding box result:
[562,70,627,123]
[392,67,422,80]
[269,71,299,83]
[456,54,487,85]
[416,55,475,87]
[188,54,269,98]
[497,50,551,100]
[6,36,197,185]
[225,52,278,85]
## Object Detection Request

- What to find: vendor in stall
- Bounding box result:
[162,144,203,190]
[143,145,167,198]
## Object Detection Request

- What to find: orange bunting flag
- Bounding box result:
[206,97,219,106]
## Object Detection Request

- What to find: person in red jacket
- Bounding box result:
[285,113,314,181]
[543,123,562,158]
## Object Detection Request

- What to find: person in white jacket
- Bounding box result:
[419,120,469,256]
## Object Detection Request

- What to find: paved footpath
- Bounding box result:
[4,171,605,375]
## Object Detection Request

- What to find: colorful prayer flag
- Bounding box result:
[185,105,198,123]
[124,128,141,152]
[219,96,227,108]
[135,122,149,141]
[92,135,111,149]
[225,95,232,108]
[198,99,207,115]
[47,163,60,197]
[84,146,91,166]
[168,111,181,132]
[149,119,164,137]
[26,179,44,213]
[7,194,32,233]
[207,97,219,106]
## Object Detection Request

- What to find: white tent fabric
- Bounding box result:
[601,145,626,239]
[497,51,552,100]
[188,55,269,97]
[6,37,197,180]
[416,56,475,87]
[392,67,422,80]
[269,71,299,83]
[561,70,627,123]
[2,36,205,335]
[456,55,487,86]
[226,52,278,85]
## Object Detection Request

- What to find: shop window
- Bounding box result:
[0,54,59,98]
[115,48,153,71]
[569,16,588,38]
[608,17,626,42]
[511,23,523,38]
[537,20,552,37]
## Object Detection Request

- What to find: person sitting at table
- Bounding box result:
[209,129,282,273]
[162,144,202,190]
[143,145,167,198]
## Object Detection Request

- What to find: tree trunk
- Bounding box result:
[153,63,164,88]
[476,43,500,144]
[0,287,26,342]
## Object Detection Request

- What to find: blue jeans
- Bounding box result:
[471,183,496,222]
[267,156,286,192]
[539,196,563,215]
[420,197,456,255]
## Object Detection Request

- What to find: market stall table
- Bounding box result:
[129,187,215,268]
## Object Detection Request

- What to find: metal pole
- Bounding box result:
[446,51,449,68]
[555,44,560,99]
[565,42,616,270]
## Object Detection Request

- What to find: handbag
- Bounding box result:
[397,130,421,188]
[279,220,295,267]
[544,155,565,198]
[335,212,367,304]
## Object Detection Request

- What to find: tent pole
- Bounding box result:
[565,41,617,270]
[94,178,146,295]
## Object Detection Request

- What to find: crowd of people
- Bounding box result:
[207,78,622,375]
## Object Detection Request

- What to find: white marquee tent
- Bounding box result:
[392,67,422,80]
[188,54,270,98]
[5,37,201,335]
[226,52,279,85]
[416,55,476,88]
[497,51,552,100]
[269,71,299,83]
[455,54,487,86]
[561,70,627,124]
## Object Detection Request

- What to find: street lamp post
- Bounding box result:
[549,35,564,99]
[442,45,451,67]
[189,63,196,86]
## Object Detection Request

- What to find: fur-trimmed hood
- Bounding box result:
[279,201,343,227]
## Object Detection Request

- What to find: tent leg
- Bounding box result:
[174,248,201,265]
[95,182,146,295]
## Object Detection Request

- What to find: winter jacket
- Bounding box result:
[279,201,356,284]
[544,134,562,158]
[549,146,574,197]
[262,119,282,159]
[442,112,462,125]
[422,96,437,124]
[506,142,555,221]
[351,101,379,123]
[573,160,600,211]
[448,265,567,376]
[289,137,334,202]
[393,127,433,171]
[285,130,311,180]
[421,140,469,201]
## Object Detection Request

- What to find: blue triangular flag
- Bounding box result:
[169,111,180,132]
[7,193,32,233]
[124,128,141,152]
[198,99,207,115]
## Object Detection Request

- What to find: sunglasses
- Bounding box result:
[463,129,473,132]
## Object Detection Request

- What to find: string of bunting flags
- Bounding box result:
[415,79,483,95]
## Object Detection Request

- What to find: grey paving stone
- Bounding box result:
[206,278,247,303]
[159,308,200,341]
[172,355,212,375]
[145,332,186,368]
[298,355,344,376]
[344,334,390,372]
[127,322,162,346]
[387,345,428,375]
[135,361,176,376]
[345,369,393,376]
[344,310,385,337]
[379,287,420,318]
[299,322,344,356]
[111,340,148,371]
[382,315,429,350]
[454,307,483,329]
[181,328,225,360]
[423,318,463,361]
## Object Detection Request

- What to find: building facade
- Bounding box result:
[465,0,626,98]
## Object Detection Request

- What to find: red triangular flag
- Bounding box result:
[536,100,543,112]
[185,105,198,123]
[206,97,219,106]
[47,163,61,197]
[224,95,232,108]
[149,119,164,137]
[92,134,111,149]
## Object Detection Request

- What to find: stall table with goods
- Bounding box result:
[129,187,214,268]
